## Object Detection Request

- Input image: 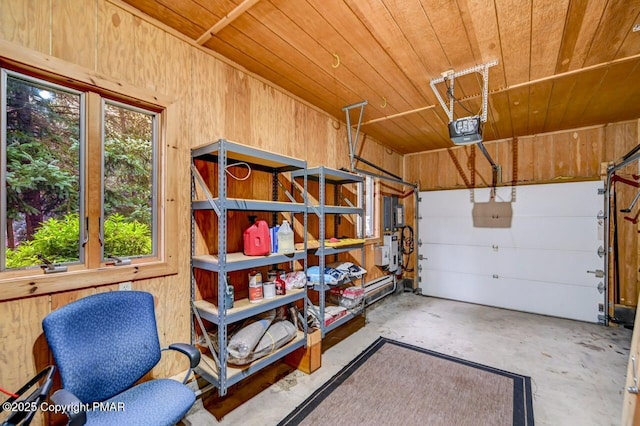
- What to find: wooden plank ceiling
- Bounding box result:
[122,0,640,154]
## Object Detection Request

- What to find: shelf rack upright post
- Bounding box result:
[190,139,308,397]
[292,166,365,337]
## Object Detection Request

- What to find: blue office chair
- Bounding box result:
[0,365,55,426]
[42,291,200,426]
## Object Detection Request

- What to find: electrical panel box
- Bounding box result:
[384,196,404,231]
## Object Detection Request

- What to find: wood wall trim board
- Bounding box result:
[0,262,177,302]
[85,92,103,270]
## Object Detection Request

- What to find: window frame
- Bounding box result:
[1,69,88,271]
[100,98,159,262]
[0,40,177,301]
[358,175,380,240]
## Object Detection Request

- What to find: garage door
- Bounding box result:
[418,181,605,323]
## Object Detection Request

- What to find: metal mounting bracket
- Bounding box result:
[38,254,67,274]
[343,100,368,171]
[106,254,131,266]
[429,60,498,123]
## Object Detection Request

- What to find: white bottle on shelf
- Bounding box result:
[277,220,295,254]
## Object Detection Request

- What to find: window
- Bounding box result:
[102,101,156,260]
[1,71,157,271]
[0,64,169,294]
[358,175,378,239]
[2,72,83,269]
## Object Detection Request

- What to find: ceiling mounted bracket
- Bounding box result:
[430,60,498,123]
[431,61,501,185]
[342,100,368,171]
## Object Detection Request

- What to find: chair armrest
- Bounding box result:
[51,389,87,426]
[165,343,201,368]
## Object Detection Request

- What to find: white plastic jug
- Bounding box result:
[277,220,295,254]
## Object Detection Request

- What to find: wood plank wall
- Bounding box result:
[404,121,640,311]
[1,0,638,422]
[0,0,403,410]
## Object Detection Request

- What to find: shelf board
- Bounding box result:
[192,198,306,213]
[193,250,306,272]
[192,139,306,172]
[315,205,362,215]
[194,288,305,324]
[292,166,363,184]
[196,330,306,390]
[309,244,365,256]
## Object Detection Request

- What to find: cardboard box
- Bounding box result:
[284,328,321,374]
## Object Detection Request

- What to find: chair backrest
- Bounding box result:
[42,291,161,403]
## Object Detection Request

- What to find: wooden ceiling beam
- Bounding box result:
[196,0,260,45]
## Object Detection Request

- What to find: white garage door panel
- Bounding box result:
[422,268,494,301]
[424,245,600,286]
[424,243,496,276]
[422,183,600,218]
[497,247,601,286]
[502,217,601,250]
[423,267,602,323]
[418,180,604,323]
[423,217,600,250]
[421,189,479,217]
[508,181,602,216]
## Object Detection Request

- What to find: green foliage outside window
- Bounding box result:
[6,213,152,268]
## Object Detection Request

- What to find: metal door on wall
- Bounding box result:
[418,181,605,323]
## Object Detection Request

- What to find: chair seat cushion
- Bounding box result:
[85,379,195,426]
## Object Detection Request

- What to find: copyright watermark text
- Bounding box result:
[2,401,125,414]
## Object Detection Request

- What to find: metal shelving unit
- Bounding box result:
[190,139,308,397]
[292,166,365,337]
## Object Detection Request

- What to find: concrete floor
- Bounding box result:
[184,292,632,426]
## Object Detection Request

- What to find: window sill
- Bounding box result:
[0,260,177,302]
